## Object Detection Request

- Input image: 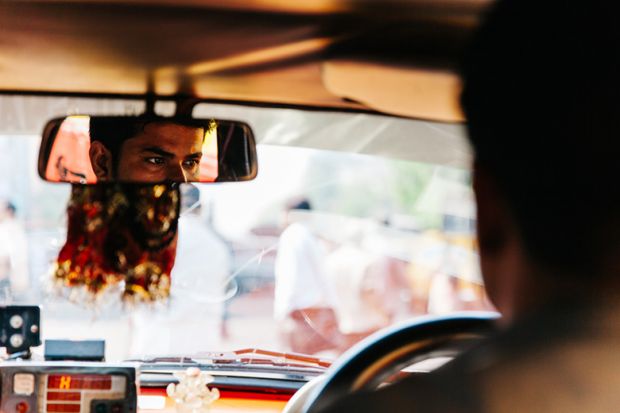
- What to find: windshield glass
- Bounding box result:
[0,96,492,362]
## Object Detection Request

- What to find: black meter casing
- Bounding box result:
[0,362,138,413]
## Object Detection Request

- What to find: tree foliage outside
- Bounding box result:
[300,150,470,231]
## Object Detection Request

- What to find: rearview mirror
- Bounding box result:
[38,116,258,183]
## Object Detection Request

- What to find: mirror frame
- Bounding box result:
[38,115,259,184]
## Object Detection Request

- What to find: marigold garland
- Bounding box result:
[53,183,179,302]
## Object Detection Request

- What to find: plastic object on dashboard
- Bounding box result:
[45,339,106,362]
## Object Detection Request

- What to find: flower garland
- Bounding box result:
[53,183,179,302]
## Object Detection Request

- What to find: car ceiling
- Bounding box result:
[0,0,492,123]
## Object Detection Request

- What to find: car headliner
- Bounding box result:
[0,0,492,123]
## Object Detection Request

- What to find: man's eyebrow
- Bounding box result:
[140,146,175,158]
[186,152,203,159]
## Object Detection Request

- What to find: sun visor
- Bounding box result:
[322,59,464,123]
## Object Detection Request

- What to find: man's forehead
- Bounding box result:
[124,122,205,149]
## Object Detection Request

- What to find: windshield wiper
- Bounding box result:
[133,348,331,371]
[211,348,331,369]
[135,349,331,390]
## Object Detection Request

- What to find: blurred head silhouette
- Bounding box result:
[461,0,620,321]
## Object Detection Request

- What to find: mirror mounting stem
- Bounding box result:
[175,97,201,119]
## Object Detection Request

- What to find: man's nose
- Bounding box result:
[167,163,188,182]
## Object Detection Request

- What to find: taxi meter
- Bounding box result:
[0,364,137,413]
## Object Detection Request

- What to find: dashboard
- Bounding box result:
[0,363,292,413]
[139,389,287,413]
[0,306,307,413]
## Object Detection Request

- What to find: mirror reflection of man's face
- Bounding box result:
[94,122,204,183]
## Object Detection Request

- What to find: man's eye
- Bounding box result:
[145,157,165,165]
[183,159,200,168]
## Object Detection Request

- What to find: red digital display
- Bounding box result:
[47,375,112,391]
[46,404,81,413]
[46,392,81,402]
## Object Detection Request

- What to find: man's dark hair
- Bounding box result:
[3,201,17,217]
[461,0,620,276]
[286,198,312,212]
[5,202,15,216]
[89,117,149,171]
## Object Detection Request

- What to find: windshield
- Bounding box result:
[0,96,492,362]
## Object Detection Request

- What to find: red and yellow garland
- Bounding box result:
[53,183,179,302]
